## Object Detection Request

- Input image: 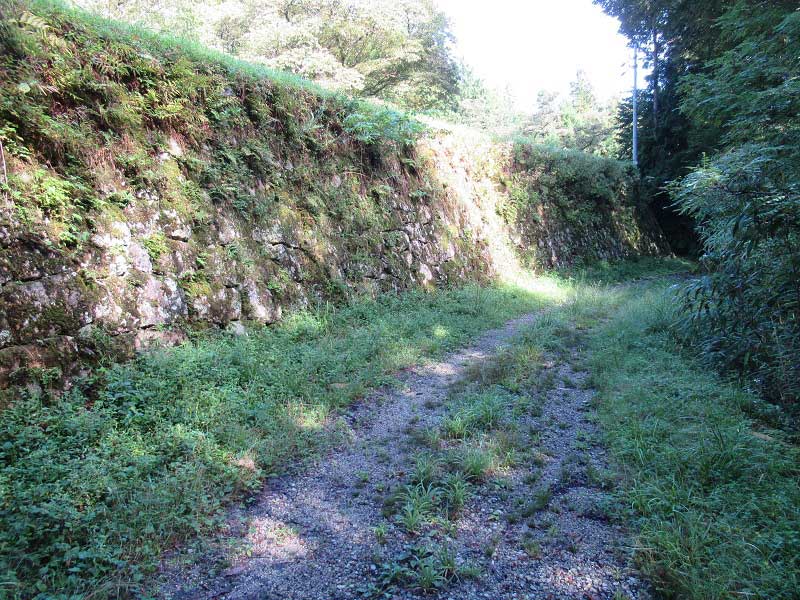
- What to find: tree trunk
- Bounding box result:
[652,27,660,131]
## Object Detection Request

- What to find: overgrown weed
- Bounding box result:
[0,281,552,598]
[588,284,800,599]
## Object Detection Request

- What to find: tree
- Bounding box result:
[434,68,523,136]
[593,0,735,250]
[673,2,800,409]
[73,0,461,111]
[522,71,619,157]
[595,0,800,408]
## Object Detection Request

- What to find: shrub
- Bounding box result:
[342,102,425,147]
[673,146,800,412]
[673,5,800,415]
[504,139,648,260]
[0,280,546,598]
[512,140,635,209]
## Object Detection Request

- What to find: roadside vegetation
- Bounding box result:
[596,0,800,413]
[339,259,800,600]
[587,281,800,599]
[3,256,798,600]
[0,0,798,598]
[0,280,558,599]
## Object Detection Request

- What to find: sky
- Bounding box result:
[434,0,643,109]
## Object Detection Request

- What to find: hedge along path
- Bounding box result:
[160,308,650,600]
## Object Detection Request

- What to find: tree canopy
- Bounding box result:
[596,0,800,409]
[521,71,619,157]
[74,0,462,111]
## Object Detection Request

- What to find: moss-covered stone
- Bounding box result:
[0,1,668,386]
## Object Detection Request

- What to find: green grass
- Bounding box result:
[522,486,553,516]
[456,446,497,482]
[400,267,797,600]
[586,284,800,599]
[565,255,695,284]
[15,0,367,109]
[1,0,425,262]
[468,271,799,599]
[439,388,510,440]
[0,280,556,599]
[367,543,467,596]
[20,0,423,149]
[3,259,792,600]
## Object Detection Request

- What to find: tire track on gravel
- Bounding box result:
[161,309,648,600]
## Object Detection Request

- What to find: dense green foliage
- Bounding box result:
[567,255,694,284]
[674,148,800,412]
[69,0,461,111]
[596,0,800,413]
[0,281,554,599]
[449,70,621,155]
[7,0,795,598]
[594,0,757,251]
[521,71,619,157]
[503,142,648,263]
[511,142,635,208]
[0,5,659,598]
[587,283,800,599]
[593,0,735,234]
[673,5,800,411]
[0,0,426,275]
[66,0,627,153]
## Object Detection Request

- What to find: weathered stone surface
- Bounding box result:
[0,241,71,285]
[0,214,16,248]
[92,277,139,334]
[135,276,187,328]
[227,321,247,336]
[153,241,196,279]
[91,220,131,250]
[190,285,242,324]
[417,263,434,285]
[128,241,153,273]
[202,246,246,287]
[0,132,668,388]
[162,209,192,242]
[134,328,189,352]
[0,336,82,389]
[242,280,281,323]
[216,216,240,246]
[252,223,285,245]
[0,274,91,348]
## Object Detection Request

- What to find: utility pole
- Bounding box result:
[632,45,639,167]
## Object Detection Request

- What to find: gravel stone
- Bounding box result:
[159,312,651,600]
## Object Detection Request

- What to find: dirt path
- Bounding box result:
[161,312,649,600]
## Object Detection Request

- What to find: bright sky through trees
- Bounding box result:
[435,0,642,108]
